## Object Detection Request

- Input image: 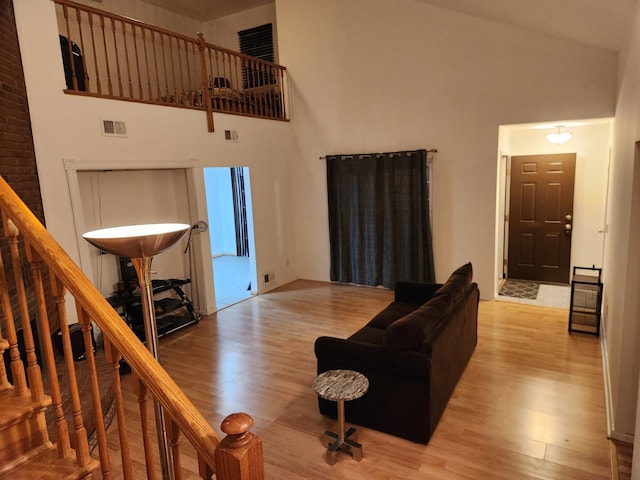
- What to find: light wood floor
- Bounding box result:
[104,279,610,479]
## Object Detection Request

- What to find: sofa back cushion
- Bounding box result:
[383,295,451,351]
[367,301,421,330]
[348,326,386,345]
[434,262,473,306]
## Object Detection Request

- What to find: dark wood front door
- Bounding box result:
[507,153,576,283]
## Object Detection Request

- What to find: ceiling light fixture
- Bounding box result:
[545,125,572,144]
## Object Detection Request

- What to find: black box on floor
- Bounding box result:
[52,323,96,361]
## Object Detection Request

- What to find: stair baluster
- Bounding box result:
[50,275,92,467]
[3,216,44,401]
[26,245,72,458]
[104,337,135,479]
[167,419,183,480]
[77,306,112,478]
[0,235,26,394]
[134,375,158,479]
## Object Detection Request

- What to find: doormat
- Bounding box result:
[499,279,540,299]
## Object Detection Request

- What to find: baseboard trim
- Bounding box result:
[601,328,635,444]
[610,430,635,443]
[610,440,620,480]
[602,331,616,438]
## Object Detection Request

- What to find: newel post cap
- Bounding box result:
[214,413,264,480]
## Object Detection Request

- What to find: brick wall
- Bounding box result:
[0,0,59,338]
[0,0,44,218]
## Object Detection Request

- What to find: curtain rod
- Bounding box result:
[319,148,437,160]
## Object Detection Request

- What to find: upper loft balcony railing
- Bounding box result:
[54,0,288,132]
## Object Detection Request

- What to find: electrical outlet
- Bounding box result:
[264,273,270,283]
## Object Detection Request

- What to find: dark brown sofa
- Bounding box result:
[314,262,479,443]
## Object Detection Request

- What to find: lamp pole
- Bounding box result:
[83,223,191,480]
[130,254,173,480]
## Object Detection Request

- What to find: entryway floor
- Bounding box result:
[213,255,253,310]
[496,283,571,308]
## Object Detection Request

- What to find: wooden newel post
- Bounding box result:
[196,32,214,133]
[214,413,264,480]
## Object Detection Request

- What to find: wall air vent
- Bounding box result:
[101,119,127,137]
[224,129,239,142]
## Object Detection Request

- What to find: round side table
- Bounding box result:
[313,369,369,463]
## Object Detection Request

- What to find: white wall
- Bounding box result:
[604,2,640,454]
[499,120,612,293]
[13,0,297,315]
[276,0,618,298]
[79,169,192,297]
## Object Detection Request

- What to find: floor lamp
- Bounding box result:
[83,223,190,480]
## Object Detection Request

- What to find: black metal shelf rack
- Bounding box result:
[107,258,199,343]
[568,265,602,336]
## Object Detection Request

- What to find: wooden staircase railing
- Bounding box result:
[0,174,264,479]
[53,0,288,132]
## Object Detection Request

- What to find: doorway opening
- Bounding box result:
[204,167,257,310]
[496,119,612,307]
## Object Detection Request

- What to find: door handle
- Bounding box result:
[565,214,572,221]
[565,224,572,234]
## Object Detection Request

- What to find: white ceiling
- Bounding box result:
[415,0,636,52]
[140,0,273,22]
[142,0,636,52]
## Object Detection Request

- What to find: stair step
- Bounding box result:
[0,387,51,431]
[0,387,54,467]
[0,445,100,479]
[0,443,51,476]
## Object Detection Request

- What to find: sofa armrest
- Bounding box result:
[394,281,443,305]
[314,336,430,379]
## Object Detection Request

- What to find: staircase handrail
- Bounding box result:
[0,175,223,471]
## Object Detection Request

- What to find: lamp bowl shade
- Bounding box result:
[82,223,190,258]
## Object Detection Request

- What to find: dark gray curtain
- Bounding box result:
[327,149,435,288]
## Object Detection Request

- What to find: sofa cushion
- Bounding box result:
[366,302,421,330]
[434,262,473,305]
[383,295,451,351]
[348,326,385,345]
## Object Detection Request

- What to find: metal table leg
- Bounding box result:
[323,399,363,463]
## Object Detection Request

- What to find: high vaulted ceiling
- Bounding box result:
[139,0,273,22]
[415,0,636,52]
[141,0,636,52]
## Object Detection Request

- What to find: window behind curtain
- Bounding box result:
[238,23,274,88]
[326,150,435,289]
